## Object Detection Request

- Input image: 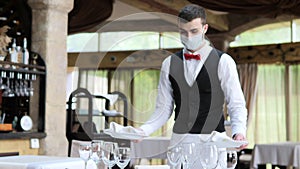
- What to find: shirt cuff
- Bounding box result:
[139,124,154,136]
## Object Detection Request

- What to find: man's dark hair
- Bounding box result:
[178,4,206,24]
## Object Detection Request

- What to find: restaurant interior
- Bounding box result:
[0,0,299,168]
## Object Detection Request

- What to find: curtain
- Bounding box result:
[237,63,258,125]
[76,70,109,131]
[109,68,173,137]
[132,69,174,137]
[289,64,300,141]
[109,69,133,125]
[247,64,287,147]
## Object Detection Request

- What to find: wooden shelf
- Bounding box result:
[0,132,46,140]
[0,61,45,75]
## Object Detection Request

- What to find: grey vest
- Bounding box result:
[169,49,225,134]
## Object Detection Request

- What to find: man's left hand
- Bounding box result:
[233,133,248,150]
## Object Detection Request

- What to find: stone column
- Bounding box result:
[207,33,235,52]
[28,0,73,156]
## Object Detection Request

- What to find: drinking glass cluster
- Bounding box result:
[78,140,131,169]
[167,143,237,169]
[0,71,36,97]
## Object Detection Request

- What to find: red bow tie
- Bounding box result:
[184,53,201,60]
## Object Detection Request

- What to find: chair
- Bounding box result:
[237,148,252,169]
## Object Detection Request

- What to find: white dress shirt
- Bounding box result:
[140,42,247,137]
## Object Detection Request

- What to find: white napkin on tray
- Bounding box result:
[203,131,248,148]
[104,122,146,140]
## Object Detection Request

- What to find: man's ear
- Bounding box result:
[203,24,209,34]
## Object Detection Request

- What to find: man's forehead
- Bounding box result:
[178,18,203,24]
[178,18,203,29]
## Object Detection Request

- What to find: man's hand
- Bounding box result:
[233,133,248,150]
[131,128,145,143]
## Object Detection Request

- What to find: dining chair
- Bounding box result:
[237,148,252,169]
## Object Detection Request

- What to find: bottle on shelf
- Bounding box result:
[17,46,22,64]
[22,37,29,66]
[9,38,18,63]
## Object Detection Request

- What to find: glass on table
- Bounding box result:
[167,145,182,169]
[199,144,219,169]
[116,147,131,169]
[218,149,238,169]
[79,143,91,169]
[102,141,118,169]
[90,140,105,166]
[181,142,199,169]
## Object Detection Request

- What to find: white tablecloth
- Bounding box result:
[251,142,300,169]
[130,137,170,159]
[0,155,85,169]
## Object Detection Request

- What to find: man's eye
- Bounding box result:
[191,30,198,34]
[179,31,187,36]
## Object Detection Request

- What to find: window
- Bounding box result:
[230,19,300,47]
[67,33,99,52]
[67,31,183,52]
[100,32,159,51]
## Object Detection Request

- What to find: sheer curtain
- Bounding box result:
[109,69,132,125]
[247,64,287,147]
[237,63,258,124]
[289,64,300,141]
[108,68,174,137]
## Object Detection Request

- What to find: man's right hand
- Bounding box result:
[131,128,145,143]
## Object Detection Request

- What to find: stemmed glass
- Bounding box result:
[116,147,131,169]
[219,150,238,169]
[199,144,219,169]
[102,141,118,169]
[90,140,104,168]
[167,145,182,169]
[181,142,199,169]
[79,143,91,169]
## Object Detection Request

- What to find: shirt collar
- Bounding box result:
[183,41,213,60]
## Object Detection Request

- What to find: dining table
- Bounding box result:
[130,136,170,159]
[0,155,86,169]
[251,142,300,169]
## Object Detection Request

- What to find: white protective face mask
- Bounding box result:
[181,33,204,51]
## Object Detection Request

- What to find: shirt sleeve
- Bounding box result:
[218,53,248,137]
[140,56,174,136]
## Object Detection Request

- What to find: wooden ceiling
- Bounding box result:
[118,0,229,32]
[112,0,297,38]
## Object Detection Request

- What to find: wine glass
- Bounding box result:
[116,147,131,169]
[227,151,238,169]
[167,145,182,169]
[199,144,219,169]
[181,142,199,169]
[102,141,118,169]
[219,150,238,169]
[90,140,105,166]
[79,143,91,169]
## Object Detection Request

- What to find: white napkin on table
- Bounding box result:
[104,122,146,140]
[203,131,248,148]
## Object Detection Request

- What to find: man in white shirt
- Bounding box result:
[137,4,248,168]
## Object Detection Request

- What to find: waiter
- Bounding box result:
[137,4,248,168]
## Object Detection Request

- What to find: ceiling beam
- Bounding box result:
[87,19,178,32]
[118,0,229,31]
